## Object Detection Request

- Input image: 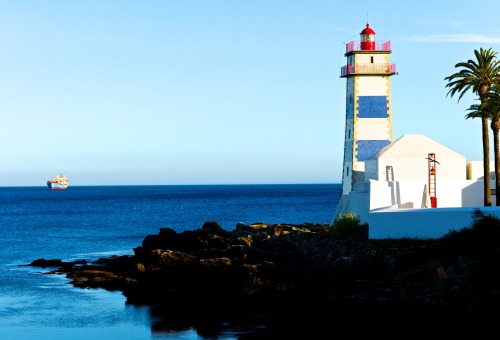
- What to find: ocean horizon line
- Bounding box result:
[0,182,342,188]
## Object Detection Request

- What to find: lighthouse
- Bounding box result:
[335,22,397,216]
[330,23,499,239]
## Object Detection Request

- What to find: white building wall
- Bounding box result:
[366,179,487,210]
[395,181,426,208]
[346,191,370,223]
[396,180,465,208]
[365,180,500,239]
[341,77,355,196]
[356,118,391,140]
[364,158,379,181]
[342,139,354,195]
[367,207,494,239]
[356,76,388,95]
[467,160,495,180]
[367,180,394,210]
[461,180,490,206]
[375,157,466,182]
[355,54,388,64]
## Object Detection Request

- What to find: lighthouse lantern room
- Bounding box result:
[360,23,376,50]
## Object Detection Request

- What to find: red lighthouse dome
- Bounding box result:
[360,23,376,50]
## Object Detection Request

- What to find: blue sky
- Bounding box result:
[1,1,500,186]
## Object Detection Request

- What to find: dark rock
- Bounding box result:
[24,218,500,332]
[26,258,87,268]
[28,258,63,268]
[202,220,222,231]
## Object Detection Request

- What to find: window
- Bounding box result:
[371,56,374,63]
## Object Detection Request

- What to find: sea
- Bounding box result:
[0,184,341,339]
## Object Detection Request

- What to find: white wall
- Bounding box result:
[376,157,466,182]
[333,177,500,239]
[356,118,391,140]
[467,160,495,180]
[366,179,492,210]
[356,76,389,95]
[368,206,500,239]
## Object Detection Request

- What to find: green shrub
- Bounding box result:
[439,209,500,261]
[331,212,368,240]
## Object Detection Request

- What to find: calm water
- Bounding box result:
[0,184,341,339]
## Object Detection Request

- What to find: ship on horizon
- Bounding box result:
[47,174,69,190]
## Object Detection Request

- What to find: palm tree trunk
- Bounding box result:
[482,114,492,206]
[493,118,500,206]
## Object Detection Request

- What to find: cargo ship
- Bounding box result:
[47,174,69,190]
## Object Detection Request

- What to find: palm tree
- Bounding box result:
[485,85,500,205]
[467,89,500,205]
[445,48,500,206]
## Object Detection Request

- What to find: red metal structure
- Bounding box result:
[428,153,437,208]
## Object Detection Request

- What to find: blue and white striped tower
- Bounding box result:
[335,22,397,216]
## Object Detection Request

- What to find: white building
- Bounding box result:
[334,23,500,239]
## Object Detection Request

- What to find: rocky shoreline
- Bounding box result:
[25,217,500,337]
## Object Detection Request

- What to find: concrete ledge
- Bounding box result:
[368,206,500,239]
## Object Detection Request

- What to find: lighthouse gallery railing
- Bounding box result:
[340,63,397,76]
[346,41,391,53]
